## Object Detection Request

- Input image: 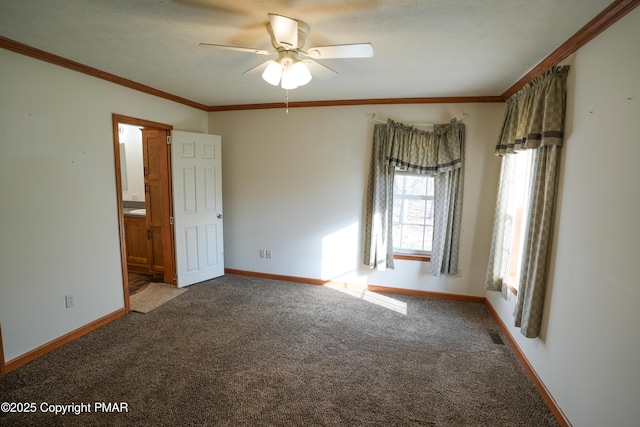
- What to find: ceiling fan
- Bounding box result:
[199,13,374,90]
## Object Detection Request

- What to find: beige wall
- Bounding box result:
[0,49,208,361]
[209,102,504,296]
[486,7,640,427]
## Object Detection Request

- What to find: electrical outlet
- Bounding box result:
[65,294,75,308]
[259,249,265,258]
[265,250,272,259]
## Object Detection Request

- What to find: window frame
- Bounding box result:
[391,170,434,261]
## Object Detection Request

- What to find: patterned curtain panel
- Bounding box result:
[431,123,465,275]
[513,144,562,337]
[486,65,569,338]
[364,124,396,270]
[364,119,465,275]
[431,166,464,275]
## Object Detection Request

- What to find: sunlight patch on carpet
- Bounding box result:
[325,283,407,315]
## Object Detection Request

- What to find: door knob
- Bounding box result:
[217,214,223,219]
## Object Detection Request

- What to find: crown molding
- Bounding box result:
[207,96,504,112]
[0,35,209,111]
[502,0,640,99]
[2,0,638,111]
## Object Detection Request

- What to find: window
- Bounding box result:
[392,171,434,258]
[505,149,534,292]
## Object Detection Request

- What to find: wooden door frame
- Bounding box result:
[112,114,176,311]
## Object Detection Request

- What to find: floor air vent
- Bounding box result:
[488,331,504,345]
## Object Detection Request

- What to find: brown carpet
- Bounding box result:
[0,274,559,426]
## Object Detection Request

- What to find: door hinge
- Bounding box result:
[147,229,151,240]
[169,216,174,225]
[173,273,177,281]
[166,135,171,144]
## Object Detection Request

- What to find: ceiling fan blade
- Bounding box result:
[302,59,338,80]
[268,13,299,49]
[306,43,374,59]
[199,43,273,56]
[243,60,271,75]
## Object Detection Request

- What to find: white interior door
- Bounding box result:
[171,131,224,287]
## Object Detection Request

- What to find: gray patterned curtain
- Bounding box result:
[486,65,569,338]
[364,119,465,275]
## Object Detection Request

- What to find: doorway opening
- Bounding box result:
[112,114,176,311]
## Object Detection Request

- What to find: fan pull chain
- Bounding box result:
[284,90,289,114]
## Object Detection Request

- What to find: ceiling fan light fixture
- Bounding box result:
[262,60,283,86]
[265,55,312,90]
[280,63,299,90]
[291,61,312,86]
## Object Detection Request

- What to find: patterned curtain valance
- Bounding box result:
[495,65,569,155]
[385,119,464,174]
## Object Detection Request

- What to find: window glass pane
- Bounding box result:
[404,175,427,195]
[402,225,425,251]
[403,199,426,225]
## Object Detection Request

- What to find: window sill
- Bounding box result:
[394,254,431,262]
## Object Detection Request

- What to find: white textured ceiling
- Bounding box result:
[0,0,614,107]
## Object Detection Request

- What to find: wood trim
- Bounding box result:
[394,253,431,262]
[165,138,177,286]
[112,114,176,302]
[364,284,485,303]
[3,308,127,374]
[502,0,640,99]
[208,96,504,112]
[0,35,208,112]
[112,114,174,131]
[225,268,337,286]
[112,115,131,311]
[158,128,176,285]
[224,268,485,303]
[484,300,571,427]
